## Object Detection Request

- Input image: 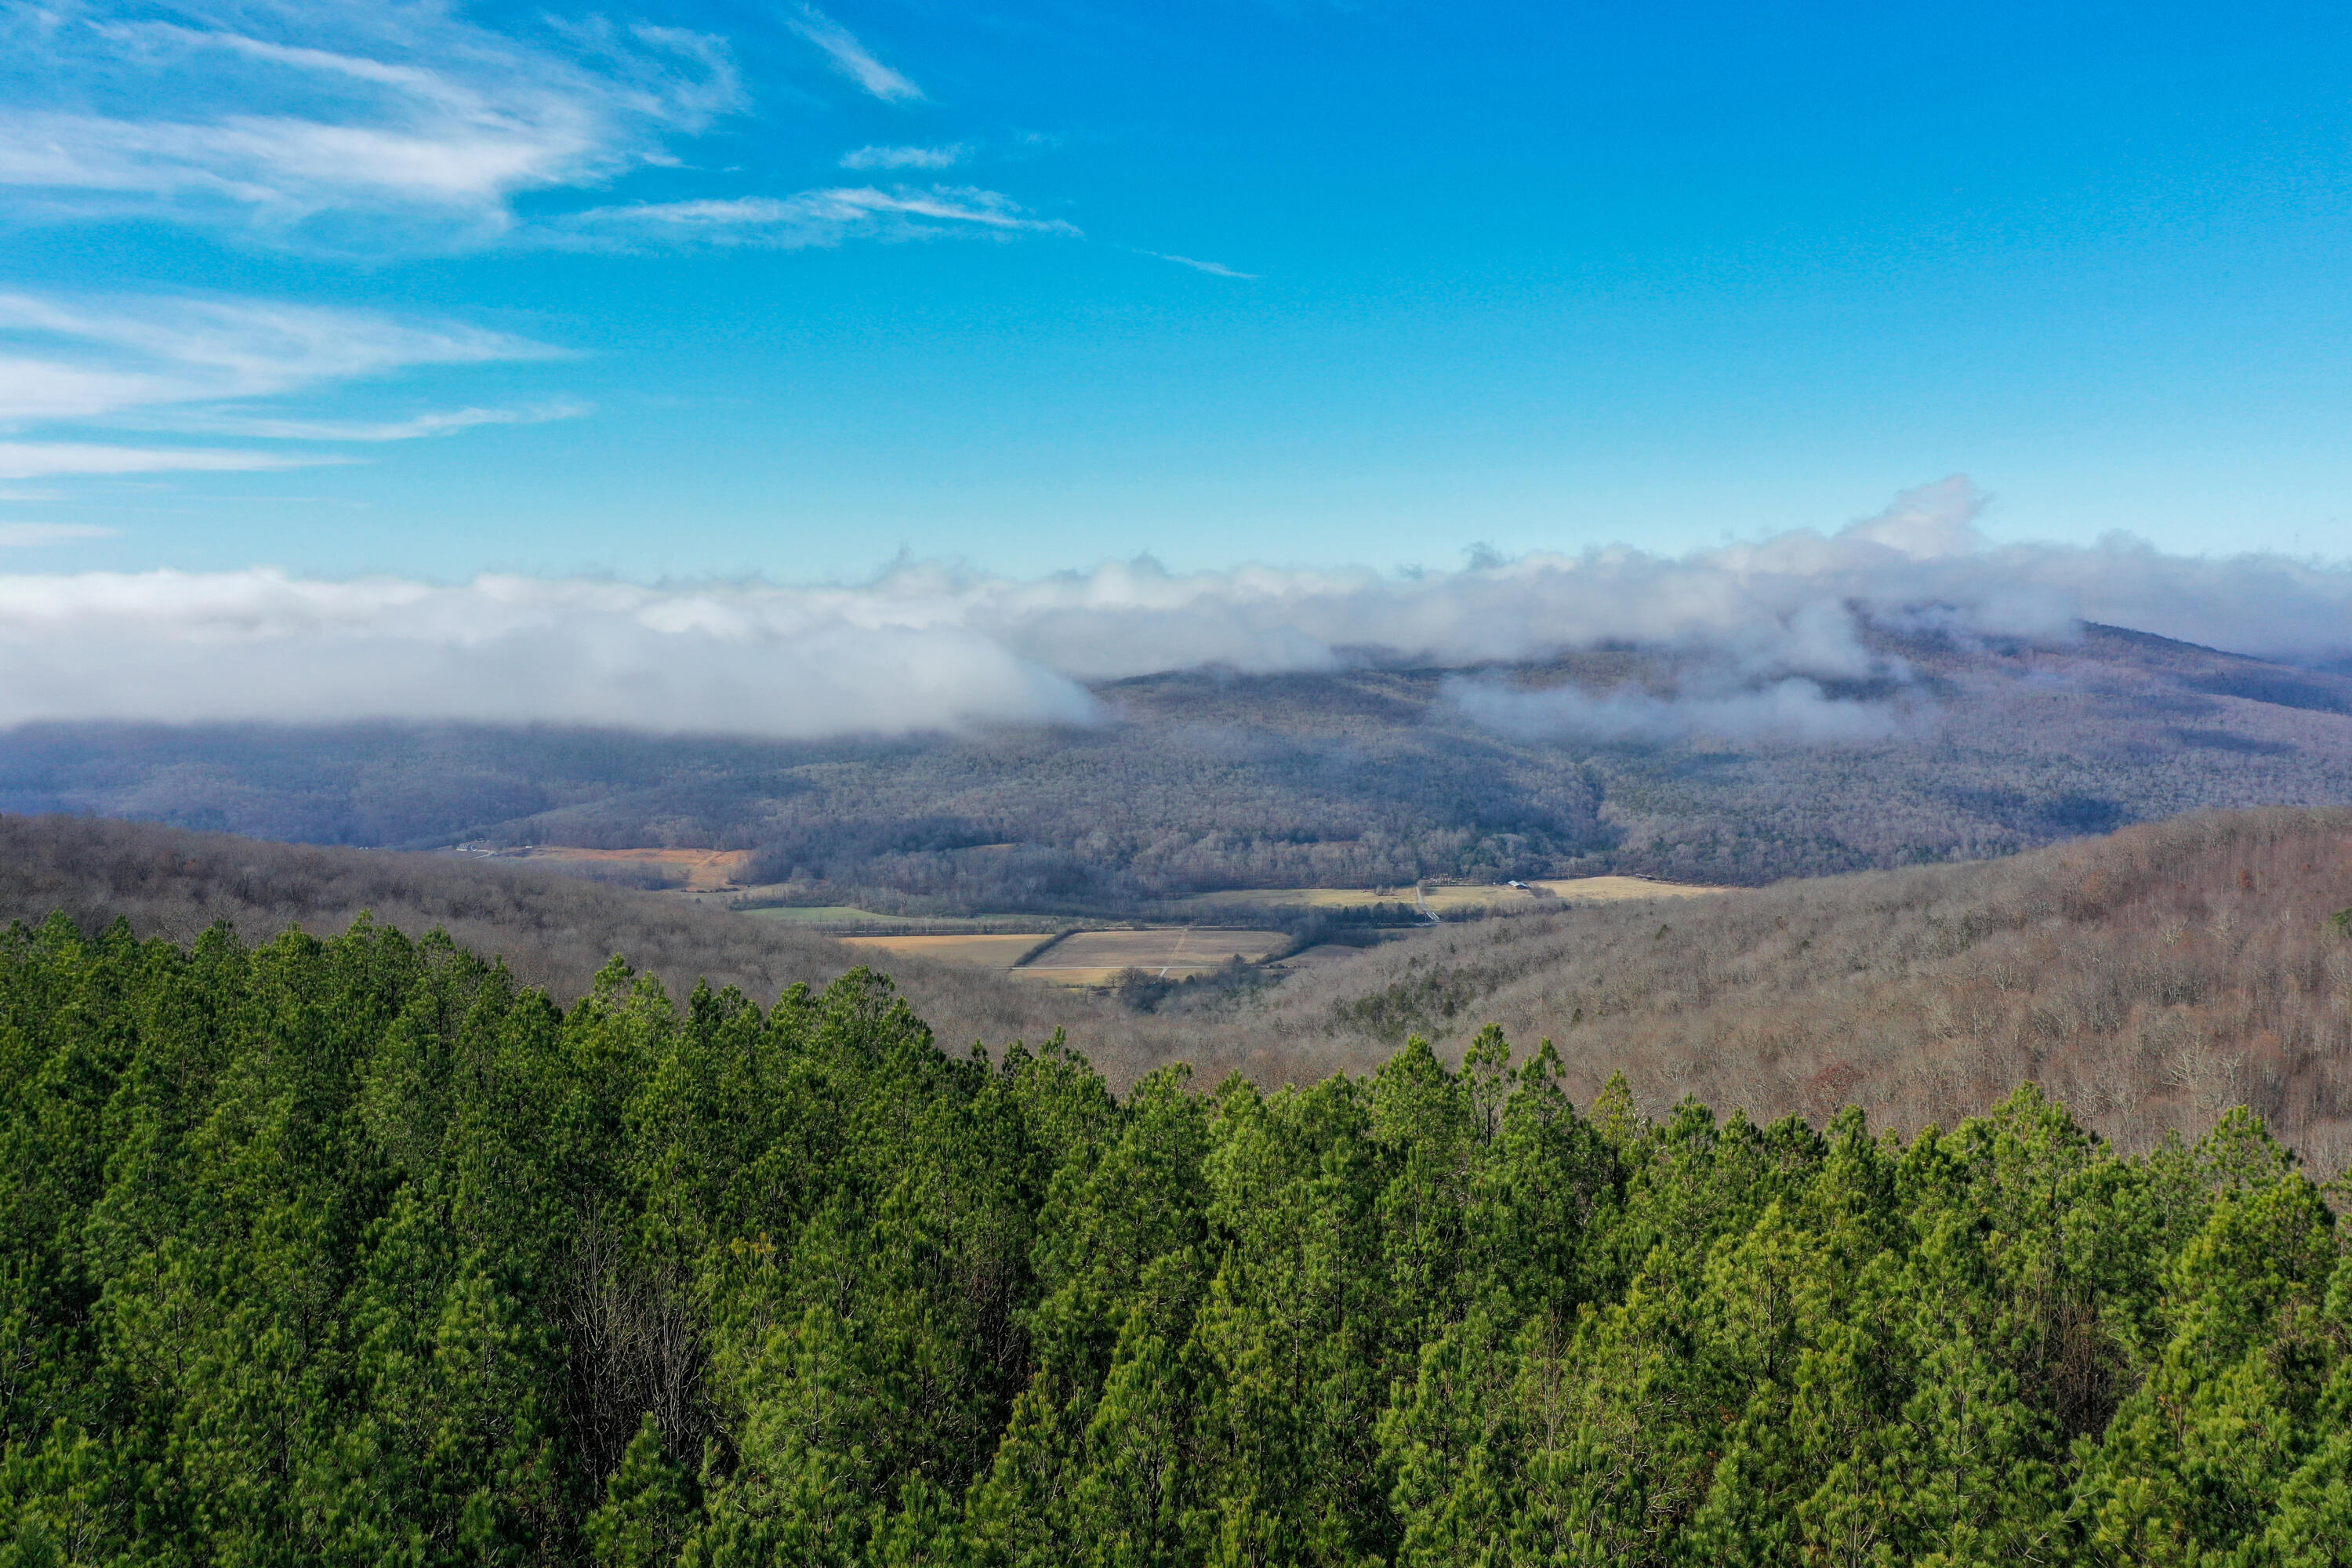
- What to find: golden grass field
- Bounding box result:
[1021,927,1289,978]
[1526,876,1730,902]
[826,925,1294,988]
[839,933,1051,967]
[739,904,942,927]
[1182,877,1728,912]
[506,846,756,891]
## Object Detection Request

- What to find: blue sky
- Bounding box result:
[7,0,2352,585]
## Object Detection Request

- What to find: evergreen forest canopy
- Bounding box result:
[5,914,2350,1566]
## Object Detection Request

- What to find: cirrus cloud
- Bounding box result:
[0,442,343,479]
[786,5,923,103]
[568,185,1080,249]
[0,0,742,249]
[0,522,118,547]
[840,143,968,171]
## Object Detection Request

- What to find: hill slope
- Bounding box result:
[10,907,2342,1566]
[0,813,1131,1076]
[6,624,2352,904]
[10,807,2352,1171]
[1217,807,2352,1171]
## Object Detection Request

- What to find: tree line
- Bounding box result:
[3,913,2347,1565]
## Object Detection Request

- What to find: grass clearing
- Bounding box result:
[480,846,756,890]
[1179,887,1420,910]
[1007,966,1133,988]
[1530,876,1731,902]
[839,933,1052,967]
[739,905,942,927]
[1181,877,1730,913]
[1021,927,1288,977]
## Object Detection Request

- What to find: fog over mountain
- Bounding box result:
[5,479,2352,740]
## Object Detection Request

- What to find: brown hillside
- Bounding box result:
[9,808,2352,1173]
[0,814,1126,1071]
[1228,807,2352,1172]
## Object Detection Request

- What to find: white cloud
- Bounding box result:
[0,0,741,248]
[571,185,1080,248]
[0,568,1092,735]
[1444,676,1913,746]
[786,5,923,103]
[1134,249,1257,279]
[0,522,118,547]
[0,442,339,478]
[5,479,2352,738]
[840,143,967,170]
[172,401,590,442]
[0,291,557,421]
[0,289,569,474]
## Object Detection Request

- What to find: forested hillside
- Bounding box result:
[3,915,2347,1565]
[1228,807,2352,1173]
[13,808,2352,1176]
[0,812,1122,1084]
[9,623,2352,900]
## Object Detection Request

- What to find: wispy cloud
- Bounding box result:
[0,442,340,479]
[170,401,591,442]
[0,289,568,475]
[0,522,118,547]
[571,186,1080,248]
[840,143,967,170]
[0,292,556,419]
[1132,249,1258,279]
[0,1,741,249]
[786,5,923,103]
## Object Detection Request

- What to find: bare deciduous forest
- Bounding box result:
[1225,807,2352,1175]
[11,804,2352,1173]
[7,625,2352,906]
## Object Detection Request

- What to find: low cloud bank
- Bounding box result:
[5,479,2351,739]
[1446,677,1915,746]
[0,572,1095,735]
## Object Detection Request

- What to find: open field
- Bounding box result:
[1183,876,1726,913]
[839,933,1051,967]
[1008,967,1133,987]
[1180,887,1422,910]
[1527,875,1730,902]
[740,904,942,927]
[1020,927,1289,982]
[463,845,756,890]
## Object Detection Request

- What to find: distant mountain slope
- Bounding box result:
[5,626,2352,902]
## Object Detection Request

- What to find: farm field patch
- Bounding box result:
[463,846,756,890]
[739,905,940,927]
[1021,927,1288,979]
[1182,877,1726,913]
[839,934,1051,967]
[1180,887,1419,910]
[1529,876,1730,902]
[1007,967,1132,987]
